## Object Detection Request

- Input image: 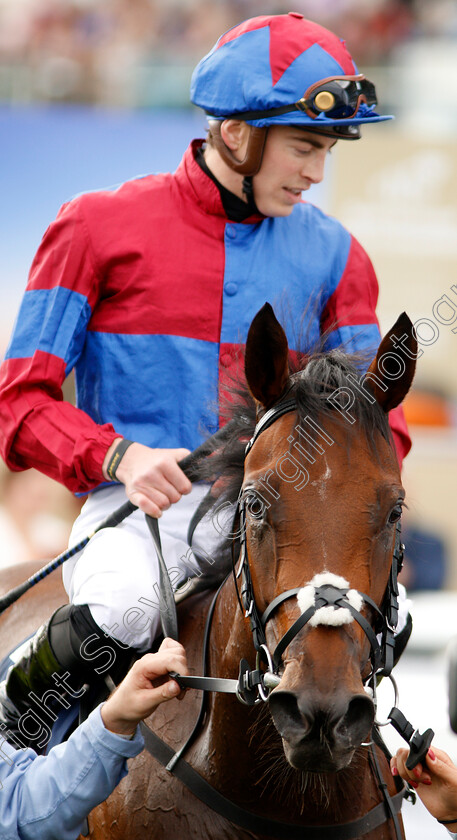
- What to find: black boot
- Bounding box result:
[0,604,135,752]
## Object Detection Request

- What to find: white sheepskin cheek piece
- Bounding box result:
[296,572,364,627]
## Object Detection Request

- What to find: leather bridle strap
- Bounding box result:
[244,398,297,455]
[256,582,384,674]
[272,602,325,669]
[140,721,405,840]
[146,515,179,641]
[369,739,404,840]
[260,588,301,625]
[270,596,382,672]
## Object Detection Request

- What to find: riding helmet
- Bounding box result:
[190,13,393,175]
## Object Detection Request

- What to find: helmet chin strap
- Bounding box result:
[209,121,268,176]
[242,175,254,200]
[208,118,360,207]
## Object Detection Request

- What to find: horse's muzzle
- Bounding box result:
[268,688,375,771]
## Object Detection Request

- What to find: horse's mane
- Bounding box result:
[187,341,392,590]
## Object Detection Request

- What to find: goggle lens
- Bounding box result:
[298,75,377,120]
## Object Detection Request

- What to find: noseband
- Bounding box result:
[234,398,404,704]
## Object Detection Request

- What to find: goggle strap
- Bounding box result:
[207,75,377,124]
[206,104,302,122]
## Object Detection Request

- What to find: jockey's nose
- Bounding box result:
[299,148,328,184]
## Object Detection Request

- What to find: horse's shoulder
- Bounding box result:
[0,558,44,592]
[0,560,66,660]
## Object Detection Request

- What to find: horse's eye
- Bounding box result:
[388,504,403,524]
[244,491,267,521]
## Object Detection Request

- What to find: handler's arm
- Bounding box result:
[391,746,457,832]
[0,706,143,840]
[0,640,187,840]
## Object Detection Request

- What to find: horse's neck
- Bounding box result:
[186,582,264,783]
[188,583,400,836]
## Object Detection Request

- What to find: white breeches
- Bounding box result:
[63,484,225,651]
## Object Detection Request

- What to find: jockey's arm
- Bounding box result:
[102,438,192,518]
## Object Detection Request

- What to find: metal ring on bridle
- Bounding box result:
[235,683,256,706]
[235,667,263,706]
[373,673,399,727]
[256,644,280,701]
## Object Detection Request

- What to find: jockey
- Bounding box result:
[0,13,411,748]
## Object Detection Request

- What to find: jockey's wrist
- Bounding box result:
[103,437,134,482]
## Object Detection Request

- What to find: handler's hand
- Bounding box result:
[101,638,188,736]
[391,746,457,824]
[103,440,192,517]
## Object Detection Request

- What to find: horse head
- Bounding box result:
[242,303,417,773]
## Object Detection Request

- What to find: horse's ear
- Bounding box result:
[245,303,289,409]
[365,312,417,413]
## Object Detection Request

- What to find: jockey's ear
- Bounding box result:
[365,312,417,413]
[245,303,289,409]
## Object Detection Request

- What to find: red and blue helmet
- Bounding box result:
[191,13,392,138]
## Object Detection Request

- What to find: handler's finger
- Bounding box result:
[139,650,188,681]
[392,749,431,786]
[159,638,186,653]
[425,747,457,782]
[141,475,184,506]
[143,674,182,703]
[426,747,455,769]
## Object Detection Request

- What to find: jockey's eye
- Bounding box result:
[388,503,404,525]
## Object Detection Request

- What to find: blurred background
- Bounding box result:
[0,2,456,834]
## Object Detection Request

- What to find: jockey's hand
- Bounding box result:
[391,746,457,824]
[103,439,192,517]
[101,638,188,736]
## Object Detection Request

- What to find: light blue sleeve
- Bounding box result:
[0,705,144,840]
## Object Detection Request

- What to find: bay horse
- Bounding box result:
[0,303,417,839]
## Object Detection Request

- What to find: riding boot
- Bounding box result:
[0,604,136,752]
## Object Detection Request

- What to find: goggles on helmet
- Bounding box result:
[299,75,377,120]
[215,75,378,125]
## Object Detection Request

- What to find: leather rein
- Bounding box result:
[141,398,408,838]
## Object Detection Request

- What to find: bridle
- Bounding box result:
[140,396,411,839]
[232,397,403,705]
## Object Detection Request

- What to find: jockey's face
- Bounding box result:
[252,126,337,217]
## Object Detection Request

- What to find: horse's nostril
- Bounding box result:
[335,694,375,744]
[269,690,308,738]
[269,689,375,750]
